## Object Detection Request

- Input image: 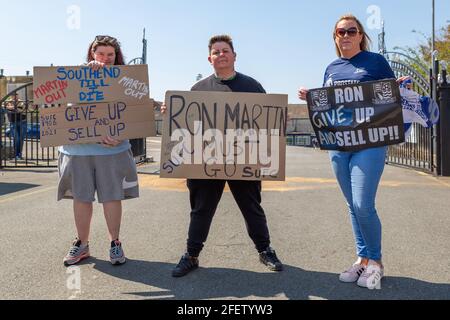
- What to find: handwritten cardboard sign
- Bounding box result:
[39,100,155,147]
[160,90,288,181]
[306,79,405,151]
[33,65,150,105]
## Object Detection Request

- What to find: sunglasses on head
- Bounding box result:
[335,27,359,38]
[95,35,118,44]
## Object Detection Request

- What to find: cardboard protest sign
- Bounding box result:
[306,79,405,151]
[33,65,150,105]
[160,90,288,181]
[39,100,155,147]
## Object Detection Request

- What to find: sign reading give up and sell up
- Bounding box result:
[306,79,405,151]
[33,65,155,147]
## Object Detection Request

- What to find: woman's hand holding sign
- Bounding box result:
[101,135,121,147]
[87,60,105,70]
[298,87,309,101]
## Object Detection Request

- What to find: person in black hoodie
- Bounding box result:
[163,34,283,277]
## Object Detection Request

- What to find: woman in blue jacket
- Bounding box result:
[299,14,406,289]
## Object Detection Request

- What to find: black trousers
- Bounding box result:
[186,179,271,257]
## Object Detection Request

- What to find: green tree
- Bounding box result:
[393,24,449,78]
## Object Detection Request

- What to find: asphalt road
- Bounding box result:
[1,138,449,300]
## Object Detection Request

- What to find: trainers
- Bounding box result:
[172,253,199,277]
[63,238,90,266]
[339,263,366,283]
[110,240,126,265]
[357,260,384,289]
[259,247,283,271]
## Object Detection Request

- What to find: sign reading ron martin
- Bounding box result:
[33,65,150,105]
[160,90,288,181]
[306,79,405,151]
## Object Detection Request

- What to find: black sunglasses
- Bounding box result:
[335,27,360,38]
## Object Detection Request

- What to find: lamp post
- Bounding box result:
[142,28,147,65]
[431,0,438,100]
[432,0,435,54]
[127,28,147,65]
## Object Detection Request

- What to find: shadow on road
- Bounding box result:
[87,258,450,300]
[0,182,40,196]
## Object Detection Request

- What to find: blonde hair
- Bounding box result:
[333,14,371,57]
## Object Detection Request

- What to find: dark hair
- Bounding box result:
[208,35,235,53]
[86,35,125,65]
[333,14,371,57]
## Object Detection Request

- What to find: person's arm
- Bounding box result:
[378,55,410,84]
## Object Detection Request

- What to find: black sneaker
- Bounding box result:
[259,247,283,271]
[172,253,199,277]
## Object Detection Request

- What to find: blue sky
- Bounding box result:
[1,0,449,103]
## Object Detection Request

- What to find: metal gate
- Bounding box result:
[379,24,435,173]
[386,58,434,172]
[0,83,58,168]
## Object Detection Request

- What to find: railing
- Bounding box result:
[385,55,434,173]
[1,83,58,168]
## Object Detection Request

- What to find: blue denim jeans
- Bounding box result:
[329,146,387,261]
[10,120,27,158]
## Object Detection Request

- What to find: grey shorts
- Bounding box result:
[58,149,139,203]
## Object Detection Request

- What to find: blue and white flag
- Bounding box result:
[400,82,439,138]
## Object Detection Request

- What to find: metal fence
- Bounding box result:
[1,83,58,168]
[385,59,434,172]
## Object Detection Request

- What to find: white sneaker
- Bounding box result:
[339,263,366,283]
[357,260,384,289]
